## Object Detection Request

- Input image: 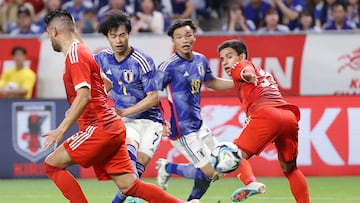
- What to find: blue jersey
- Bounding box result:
[157,52,215,139]
[94,47,163,123]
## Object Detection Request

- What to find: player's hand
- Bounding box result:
[162,121,171,137]
[114,108,126,117]
[41,129,64,150]
[242,72,258,86]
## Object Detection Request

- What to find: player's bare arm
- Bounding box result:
[115,90,159,117]
[42,87,91,149]
[204,77,234,90]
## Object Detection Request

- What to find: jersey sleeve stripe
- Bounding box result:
[74,81,91,90]
[69,42,79,64]
[159,54,178,71]
[132,51,152,73]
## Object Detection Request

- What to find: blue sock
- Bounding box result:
[127,144,139,178]
[112,190,126,203]
[187,178,211,201]
[112,144,138,203]
[166,163,208,180]
[136,161,145,178]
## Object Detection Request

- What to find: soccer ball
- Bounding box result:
[211,142,242,173]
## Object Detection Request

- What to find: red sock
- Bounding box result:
[125,179,183,203]
[236,158,256,185]
[284,169,310,203]
[44,162,88,203]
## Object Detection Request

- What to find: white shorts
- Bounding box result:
[170,123,218,168]
[123,118,162,158]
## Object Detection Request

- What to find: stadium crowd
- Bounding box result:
[0,0,359,35]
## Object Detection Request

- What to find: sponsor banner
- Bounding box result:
[301,33,360,95]
[80,96,360,178]
[37,36,173,98]
[139,96,360,177]
[0,99,79,178]
[0,38,41,97]
[195,35,306,96]
[34,33,360,98]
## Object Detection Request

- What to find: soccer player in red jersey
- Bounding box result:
[217,39,310,203]
[41,9,196,203]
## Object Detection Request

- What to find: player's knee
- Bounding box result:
[279,160,297,173]
[44,162,62,174]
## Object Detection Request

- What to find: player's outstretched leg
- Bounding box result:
[113,144,142,203]
[231,181,266,202]
[231,158,266,202]
[44,162,88,203]
[284,168,310,203]
[124,179,201,203]
[187,178,211,201]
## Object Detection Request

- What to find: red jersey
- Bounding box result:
[230,60,287,114]
[63,41,121,132]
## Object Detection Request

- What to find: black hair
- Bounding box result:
[11,46,27,56]
[331,1,346,11]
[98,9,132,36]
[167,19,197,37]
[217,39,248,59]
[17,6,31,16]
[44,9,74,27]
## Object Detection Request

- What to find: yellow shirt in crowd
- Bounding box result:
[0,67,36,99]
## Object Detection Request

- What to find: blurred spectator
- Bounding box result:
[91,0,108,11]
[223,0,256,33]
[314,0,345,28]
[294,8,320,31]
[0,46,36,99]
[346,0,360,28]
[25,0,44,13]
[62,0,94,22]
[98,0,129,22]
[161,0,195,31]
[272,0,306,30]
[9,6,42,35]
[78,8,98,33]
[34,0,62,33]
[322,1,355,30]
[132,0,164,34]
[0,0,35,33]
[192,0,212,18]
[243,0,272,29]
[258,7,290,32]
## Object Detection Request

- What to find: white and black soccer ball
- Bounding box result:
[211,142,242,173]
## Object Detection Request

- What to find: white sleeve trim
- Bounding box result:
[74,81,91,91]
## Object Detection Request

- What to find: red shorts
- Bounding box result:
[233,105,299,163]
[64,124,134,180]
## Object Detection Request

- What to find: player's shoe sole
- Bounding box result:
[124,196,142,203]
[231,182,266,202]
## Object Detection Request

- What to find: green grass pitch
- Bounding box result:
[0,177,359,203]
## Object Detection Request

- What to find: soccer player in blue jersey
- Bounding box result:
[95,10,164,203]
[155,19,234,201]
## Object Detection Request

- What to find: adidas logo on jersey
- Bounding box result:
[106,69,112,75]
[183,71,189,77]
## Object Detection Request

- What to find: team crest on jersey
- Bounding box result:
[196,148,206,158]
[123,70,134,83]
[197,63,204,76]
[12,102,55,162]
